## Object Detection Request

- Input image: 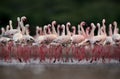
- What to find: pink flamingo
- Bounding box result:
[51,22,72,46]
[71,25,85,45]
[103,24,114,45]
[112,21,120,45]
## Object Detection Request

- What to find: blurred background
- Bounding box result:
[0,1,120,79]
[0,0,120,35]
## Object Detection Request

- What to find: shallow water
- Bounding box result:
[0,63,120,79]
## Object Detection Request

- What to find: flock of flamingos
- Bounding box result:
[0,16,120,64]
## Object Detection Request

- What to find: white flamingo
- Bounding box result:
[34,26,45,44]
[0,27,12,43]
[112,21,120,45]
[103,24,114,45]
[71,26,85,45]
[51,24,71,46]
[43,21,58,44]
[22,24,35,44]
[12,17,25,43]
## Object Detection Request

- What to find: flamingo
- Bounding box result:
[43,21,58,44]
[0,27,5,36]
[78,20,106,47]
[66,22,71,36]
[34,26,46,44]
[51,21,57,35]
[50,24,71,46]
[12,17,25,44]
[78,22,96,46]
[34,25,52,45]
[89,19,107,45]
[97,23,101,35]
[4,20,19,38]
[47,24,52,34]
[19,16,26,35]
[4,17,24,38]
[0,27,11,44]
[34,26,40,38]
[89,23,96,37]
[3,25,10,36]
[77,21,90,46]
[57,24,61,36]
[78,24,81,35]
[71,26,85,45]
[112,21,120,45]
[103,24,114,45]
[22,24,35,44]
[80,21,86,37]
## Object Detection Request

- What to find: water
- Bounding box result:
[0,63,120,79]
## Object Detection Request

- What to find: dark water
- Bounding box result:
[0,64,120,79]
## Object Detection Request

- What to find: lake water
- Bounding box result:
[0,63,120,79]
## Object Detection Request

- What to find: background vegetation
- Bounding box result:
[0,0,120,35]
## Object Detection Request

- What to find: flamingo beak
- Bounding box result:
[81,21,86,26]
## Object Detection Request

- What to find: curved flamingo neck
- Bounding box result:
[90,23,96,37]
[36,26,40,36]
[86,27,90,38]
[102,19,107,35]
[78,25,81,35]
[109,24,112,36]
[57,25,60,36]
[66,22,71,36]
[20,16,26,35]
[1,27,5,35]
[61,24,65,36]
[97,23,101,35]
[43,25,47,35]
[113,21,118,34]
[25,24,30,35]
[52,21,57,34]
[6,25,10,31]
[72,26,76,35]
[9,20,13,30]
[80,22,86,36]
[39,27,43,35]
[47,24,52,34]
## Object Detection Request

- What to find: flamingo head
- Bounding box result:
[48,24,51,28]
[17,17,20,22]
[72,26,76,30]
[102,19,106,24]
[80,21,86,26]
[9,20,12,25]
[86,27,90,33]
[1,27,5,32]
[21,16,27,21]
[52,21,56,26]
[44,25,48,29]
[109,24,112,28]
[36,26,39,30]
[39,27,42,30]
[113,21,117,27]
[25,24,29,28]
[66,22,71,27]
[112,34,120,44]
[57,24,61,29]
[97,23,100,28]
[61,24,65,29]
[78,24,80,28]
[91,23,96,29]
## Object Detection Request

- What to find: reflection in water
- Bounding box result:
[0,64,120,79]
